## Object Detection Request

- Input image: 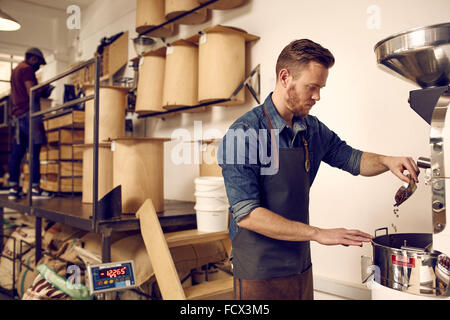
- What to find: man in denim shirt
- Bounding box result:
[218,39,419,300]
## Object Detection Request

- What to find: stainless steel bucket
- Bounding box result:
[361,227,450,297]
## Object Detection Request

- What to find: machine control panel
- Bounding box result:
[87,260,136,295]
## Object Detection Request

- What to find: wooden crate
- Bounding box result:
[41,177,82,193]
[24,163,48,175]
[47,129,84,145]
[23,174,45,192]
[48,146,83,160]
[44,111,84,131]
[45,161,82,176]
[39,146,48,161]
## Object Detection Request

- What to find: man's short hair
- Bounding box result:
[276,39,335,78]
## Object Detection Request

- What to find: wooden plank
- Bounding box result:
[107,31,128,78]
[184,277,233,300]
[137,199,187,300]
[47,129,84,144]
[46,111,84,131]
[165,229,229,248]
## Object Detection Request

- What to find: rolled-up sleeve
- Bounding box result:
[317,119,362,176]
[218,122,261,222]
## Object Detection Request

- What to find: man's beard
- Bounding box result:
[286,87,305,117]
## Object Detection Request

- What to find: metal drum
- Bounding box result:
[370,227,449,297]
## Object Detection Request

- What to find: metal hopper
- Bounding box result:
[374,22,450,88]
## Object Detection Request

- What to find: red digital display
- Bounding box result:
[99,266,127,278]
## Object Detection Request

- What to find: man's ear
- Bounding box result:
[278,69,291,88]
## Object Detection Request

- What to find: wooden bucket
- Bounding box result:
[165,0,207,25]
[162,40,198,110]
[197,0,246,10]
[136,0,174,38]
[135,47,166,115]
[112,137,169,214]
[198,25,259,106]
[84,85,128,144]
[79,143,113,203]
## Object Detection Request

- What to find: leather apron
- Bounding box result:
[232,104,313,300]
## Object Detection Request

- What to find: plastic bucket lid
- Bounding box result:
[194,176,224,185]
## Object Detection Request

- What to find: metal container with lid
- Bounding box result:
[362,227,450,297]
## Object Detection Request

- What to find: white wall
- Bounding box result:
[77,0,449,293]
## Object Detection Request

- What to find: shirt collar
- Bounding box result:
[264,92,307,133]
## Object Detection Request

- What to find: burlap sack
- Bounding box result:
[16,249,36,298]
[41,222,87,254]
[0,225,35,290]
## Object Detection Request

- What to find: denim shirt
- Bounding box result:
[218,93,363,242]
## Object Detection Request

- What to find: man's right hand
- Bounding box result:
[312,227,373,247]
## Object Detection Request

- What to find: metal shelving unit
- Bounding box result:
[0,58,197,283]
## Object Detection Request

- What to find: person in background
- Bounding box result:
[218,39,420,300]
[8,47,53,200]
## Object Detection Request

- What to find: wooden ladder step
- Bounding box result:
[185,277,233,300]
[165,229,229,248]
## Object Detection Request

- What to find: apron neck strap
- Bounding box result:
[262,104,310,173]
[262,104,279,169]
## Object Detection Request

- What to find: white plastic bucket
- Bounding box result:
[195,208,229,233]
[194,176,229,232]
[194,194,228,211]
[194,176,226,193]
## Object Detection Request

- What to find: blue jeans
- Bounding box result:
[8,114,45,187]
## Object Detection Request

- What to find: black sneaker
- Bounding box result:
[31,187,53,199]
[8,186,22,200]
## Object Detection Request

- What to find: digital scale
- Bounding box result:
[87,260,137,295]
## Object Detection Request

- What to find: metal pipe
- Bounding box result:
[31,94,94,118]
[30,58,95,91]
[28,90,34,207]
[92,56,100,232]
[418,157,431,169]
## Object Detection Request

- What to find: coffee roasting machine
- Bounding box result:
[362,23,450,299]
